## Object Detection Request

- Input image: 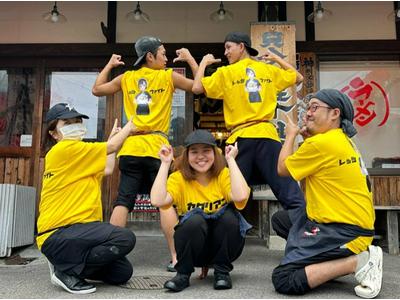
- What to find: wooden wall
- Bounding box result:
[371,176,400,207]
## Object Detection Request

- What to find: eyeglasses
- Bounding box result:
[306,103,332,113]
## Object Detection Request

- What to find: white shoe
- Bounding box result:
[354,245,383,298]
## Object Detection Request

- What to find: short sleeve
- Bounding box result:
[167,171,182,207]
[201,68,225,99]
[271,67,296,92]
[285,140,323,181]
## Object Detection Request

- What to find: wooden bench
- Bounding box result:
[252,185,400,255]
[374,206,400,255]
[252,185,283,249]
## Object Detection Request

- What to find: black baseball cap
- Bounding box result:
[46,103,89,123]
[224,31,259,56]
[133,36,163,67]
[184,130,217,148]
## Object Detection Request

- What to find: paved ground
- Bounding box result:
[0,233,399,299]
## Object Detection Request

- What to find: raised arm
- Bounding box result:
[259,50,304,84]
[225,143,250,202]
[171,48,199,92]
[150,145,174,207]
[106,117,136,155]
[173,48,199,77]
[92,54,124,96]
[104,119,121,176]
[192,54,221,95]
[277,114,300,177]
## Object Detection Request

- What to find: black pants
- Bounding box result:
[174,208,245,275]
[271,210,353,295]
[41,222,136,285]
[235,138,305,210]
[114,156,161,211]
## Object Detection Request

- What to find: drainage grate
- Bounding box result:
[120,276,171,290]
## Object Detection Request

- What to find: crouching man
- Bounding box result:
[272,89,383,298]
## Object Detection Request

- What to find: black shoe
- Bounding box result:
[214,272,232,290]
[166,261,177,272]
[51,270,96,294]
[164,273,190,292]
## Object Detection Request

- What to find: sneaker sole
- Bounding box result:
[51,274,96,294]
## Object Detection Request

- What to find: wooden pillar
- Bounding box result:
[250,23,298,138]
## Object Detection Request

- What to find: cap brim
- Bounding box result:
[46,111,89,122]
[184,141,216,148]
[133,54,146,67]
[246,46,259,56]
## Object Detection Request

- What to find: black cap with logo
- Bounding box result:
[45,103,89,123]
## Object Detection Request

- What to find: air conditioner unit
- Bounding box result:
[0,184,36,257]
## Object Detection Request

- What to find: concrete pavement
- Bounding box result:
[0,233,399,299]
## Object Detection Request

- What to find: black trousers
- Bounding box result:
[235,138,305,210]
[41,222,136,285]
[271,210,353,295]
[114,156,161,211]
[174,207,245,275]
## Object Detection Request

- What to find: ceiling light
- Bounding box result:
[42,2,67,23]
[210,2,233,23]
[126,2,150,23]
[307,1,332,23]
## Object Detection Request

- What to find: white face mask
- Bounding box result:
[59,123,87,140]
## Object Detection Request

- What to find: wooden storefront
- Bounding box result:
[1,41,400,248]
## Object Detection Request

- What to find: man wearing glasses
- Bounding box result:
[272,89,383,298]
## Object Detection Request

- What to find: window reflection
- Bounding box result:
[0,68,35,147]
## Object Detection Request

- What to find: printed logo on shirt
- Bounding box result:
[135,78,151,115]
[245,67,261,103]
[338,156,357,166]
[186,198,227,212]
[43,172,54,179]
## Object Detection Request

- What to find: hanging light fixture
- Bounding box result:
[307,1,332,23]
[42,2,67,23]
[126,2,150,23]
[210,1,233,22]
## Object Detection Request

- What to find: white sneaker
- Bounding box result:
[354,245,383,298]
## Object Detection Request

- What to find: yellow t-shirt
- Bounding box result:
[201,58,296,144]
[285,128,374,254]
[165,168,249,216]
[36,140,107,249]
[119,67,174,158]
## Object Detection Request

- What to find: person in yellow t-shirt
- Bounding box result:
[274,89,382,298]
[192,31,305,219]
[92,36,199,271]
[37,103,137,295]
[151,130,251,292]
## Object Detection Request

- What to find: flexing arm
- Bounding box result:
[171,48,199,92]
[192,54,221,95]
[277,114,300,177]
[150,145,174,207]
[173,48,199,77]
[92,54,124,96]
[104,119,121,175]
[259,50,304,84]
[106,117,136,155]
[225,143,250,202]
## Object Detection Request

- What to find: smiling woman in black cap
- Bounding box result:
[92,37,199,272]
[151,129,251,292]
[36,103,137,295]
